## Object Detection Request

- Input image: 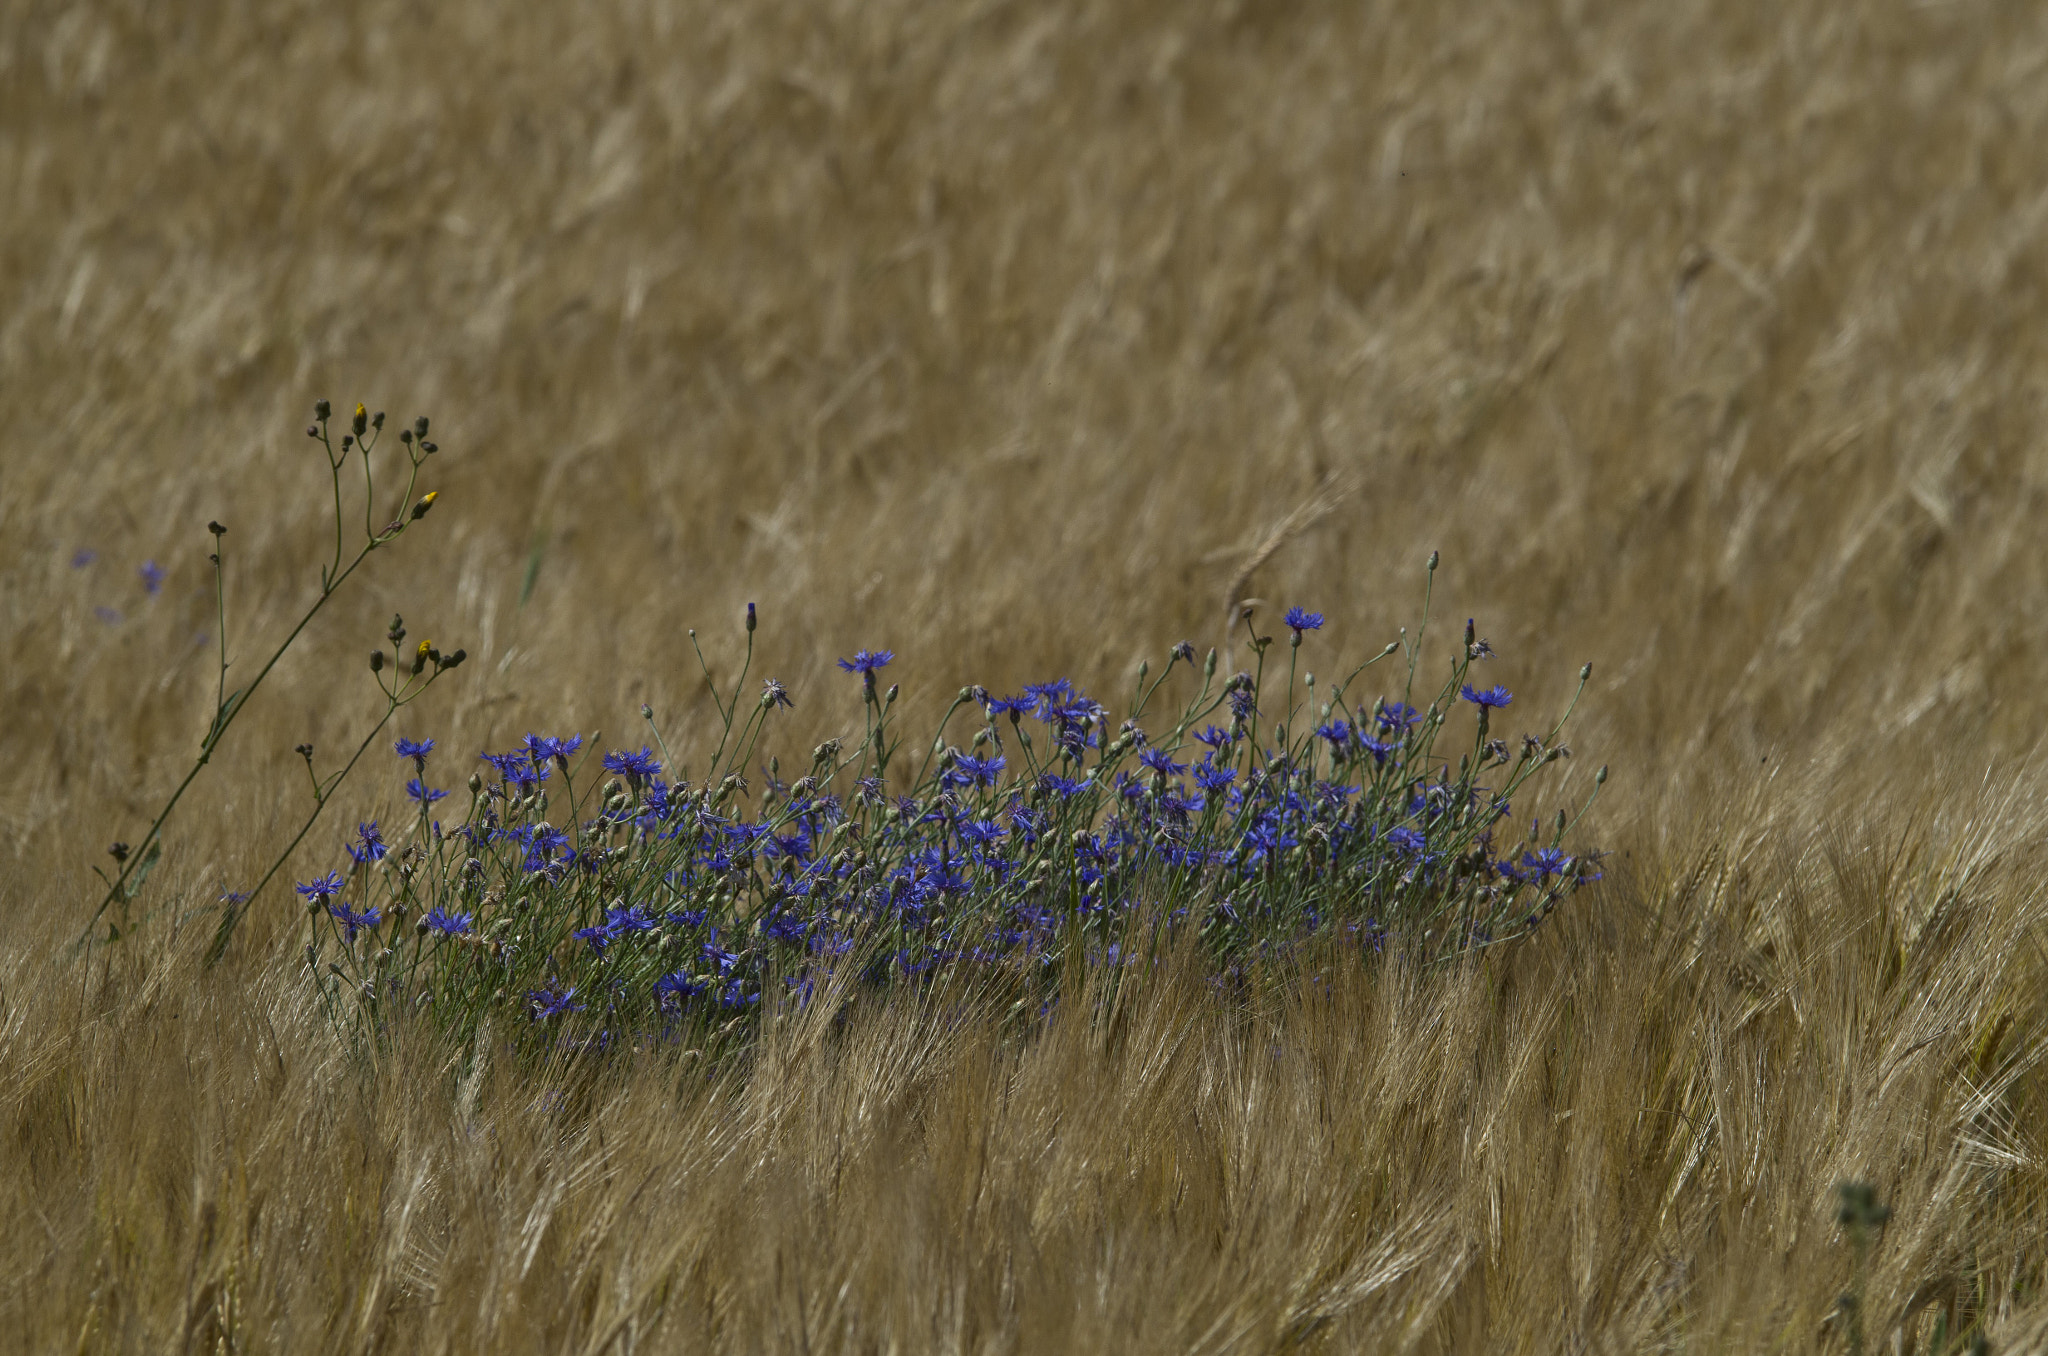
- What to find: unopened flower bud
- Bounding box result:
[468,773,483,795]
[370,649,385,672]
[1580,662,1593,682]
[371,411,385,431]
[1596,764,1608,785]
[304,944,318,968]
[400,429,413,445]
[352,403,368,435]
[1204,648,1217,679]
[746,602,756,633]
[410,491,438,520]
[1427,549,1439,572]
[884,683,899,708]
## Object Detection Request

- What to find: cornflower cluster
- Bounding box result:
[296,574,1607,1053]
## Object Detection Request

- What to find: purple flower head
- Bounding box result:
[295,871,345,902]
[1193,725,1234,751]
[328,901,383,941]
[604,904,658,935]
[345,821,387,864]
[603,747,661,782]
[1376,702,1424,733]
[1038,773,1089,800]
[1283,607,1325,636]
[394,737,436,768]
[1385,826,1427,856]
[761,678,793,710]
[423,907,473,936]
[1459,684,1513,710]
[481,749,550,789]
[654,972,706,1005]
[523,733,585,766]
[943,752,1006,790]
[527,984,582,1020]
[406,778,447,805]
[1315,720,1353,748]
[139,560,165,596]
[1138,747,1188,777]
[836,649,894,676]
[1521,848,1572,880]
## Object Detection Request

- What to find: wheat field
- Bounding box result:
[7,0,2048,1349]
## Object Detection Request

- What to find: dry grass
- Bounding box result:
[6,0,2048,1348]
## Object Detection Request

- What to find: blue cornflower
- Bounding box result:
[394,737,436,767]
[958,817,1006,847]
[1229,682,1258,722]
[1038,773,1090,800]
[572,924,613,951]
[985,695,1034,718]
[524,733,585,764]
[1358,736,1396,764]
[944,752,1006,790]
[422,907,473,936]
[295,871,345,902]
[328,901,383,941]
[1192,725,1233,752]
[1021,678,1076,710]
[1376,701,1424,733]
[1193,759,1236,793]
[1521,848,1572,880]
[139,560,165,596]
[1315,720,1353,748]
[1283,607,1325,636]
[836,649,894,675]
[1459,684,1513,710]
[653,972,706,1005]
[1139,747,1188,777]
[527,984,582,1020]
[406,778,447,805]
[345,821,388,865]
[1386,826,1427,856]
[761,678,793,710]
[481,749,550,788]
[603,747,661,782]
[1242,820,1298,863]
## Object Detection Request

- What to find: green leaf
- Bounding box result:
[121,838,162,901]
[204,687,246,747]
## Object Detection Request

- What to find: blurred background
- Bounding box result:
[7,0,2048,904]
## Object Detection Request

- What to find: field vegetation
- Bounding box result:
[6,0,2048,1349]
